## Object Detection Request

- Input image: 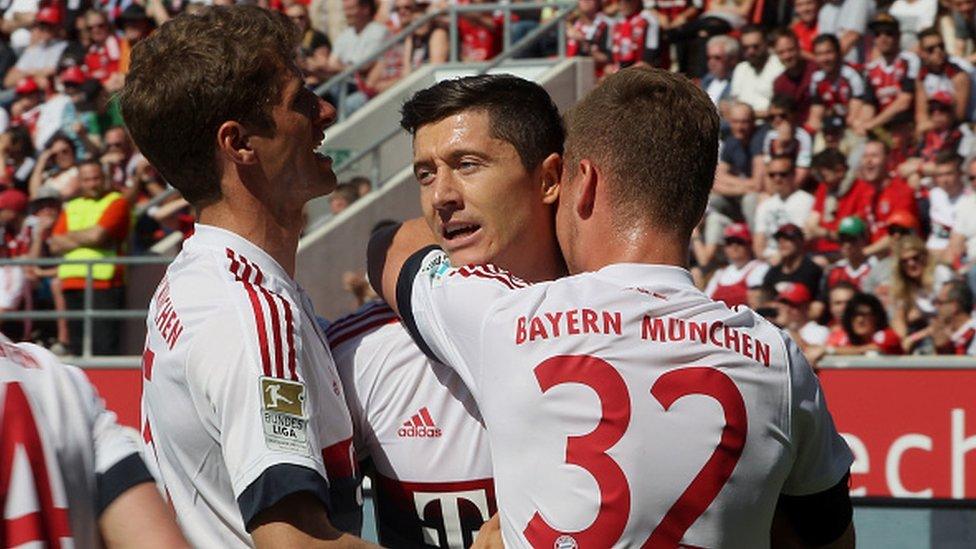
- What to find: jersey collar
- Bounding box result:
[186,224,295,287]
[595,263,696,289]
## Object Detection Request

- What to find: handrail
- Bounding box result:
[0,256,172,267]
[315,1,575,119]
[133,186,181,218]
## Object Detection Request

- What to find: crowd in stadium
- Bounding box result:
[0,0,975,361]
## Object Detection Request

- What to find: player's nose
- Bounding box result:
[316,96,337,128]
[430,171,463,214]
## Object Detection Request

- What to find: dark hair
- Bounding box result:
[935,150,963,167]
[740,24,766,41]
[945,279,974,312]
[119,6,300,207]
[812,148,847,170]
[841,292,889,344]
[45,132,76,156]
[332,182,359,205]
[360,0,378,16]
[564,67,719,235]
[918,27,942,43]
[770,27,798,45]
[5,126,34,158]
[812,33,840,52]
[770,94,796,114]
[864,136,890,154]
[400,74,564,172]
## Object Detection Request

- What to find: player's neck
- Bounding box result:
[198,199,303,279]
[571,221,689,274]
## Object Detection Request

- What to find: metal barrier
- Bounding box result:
[0,256,171,359]
[315,2,573,120]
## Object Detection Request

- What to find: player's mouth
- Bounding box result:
[441,222,482,249]
[313,131,332,167]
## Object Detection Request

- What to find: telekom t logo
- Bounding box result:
[413,489,490,547]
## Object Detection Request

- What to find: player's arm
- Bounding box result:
[100,482,189,548]
[771,474,855,548]
[367,218,436,316]
[250,492,379,548]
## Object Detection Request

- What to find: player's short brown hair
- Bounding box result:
[563,67,719,236]
[119,6,299,207]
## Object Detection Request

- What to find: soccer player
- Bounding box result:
[370,67,855,547]
[119,7,375,548]
[0,337,188,548]
[328,75,565,547]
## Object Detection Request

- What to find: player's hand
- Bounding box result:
[472,514,502,549]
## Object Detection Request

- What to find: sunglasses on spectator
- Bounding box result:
[395,4,418,12]
[87,22,108,31]
[724,238,748,246]
[838,234,861,243]
[875,28,898,37]
[742,43,762,51]
[707,54,726,60]
[769,112,789,121]
[900,253,924,266]
[289,14,307,21]
[767,170,793,179]
[923,42,946,53]
[852,308,874,318]
[51,147,72,155]
[888,225,912,235]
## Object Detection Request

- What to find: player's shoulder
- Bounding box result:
[0,341,98,423]
[840,63,864,82]
[326,301,402,355]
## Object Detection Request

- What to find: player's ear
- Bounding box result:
[575,158,597,220]
[216,121,257,165]
[540,152,561,205]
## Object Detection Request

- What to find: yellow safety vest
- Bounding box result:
[57,191,123,282]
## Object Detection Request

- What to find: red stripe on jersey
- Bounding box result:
[278,294,297,380]
[257,285,284,379]
[4,509,72,548]
[411,414,423,427]
[419,407,435,427]
[453,264,528,290]
[226,249,272,378]
[326,302,393,339]
[327,315,399,350]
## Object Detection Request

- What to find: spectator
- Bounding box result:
[704,222,769,308]
[647,0,701,74]
[31,67,91,153]
[772,28,816,123]
[915,93,974,169]
[857,140,918,252]
[917,27,971,128]
[0,126,35,191]
[754,155,815,261]
[927,151,968,252]
[824,292,904,355]
[458,0,502,62]
[366,0,448,94]
[46,160,129,355]
[821,115,849,154]
[817,0,874,64]
[773,282,830,356]
[730,25,783,117]
[326,0,389,115]
[946,0,976,59]
[0,188,30,338]
[889,0,939,51]
[330,182,360,214]
[861,209,921,294]
[857,14,920,135]
[700,34,738,112]
[349,175,372,197]
[823,215,874,294]
[83,10,125,92]
[566,0,613,76]
[806,34,872,135]
[29,132,79,200]
[288,3,332,87]
[762,222,825,298]
[932,278,976,353]
[3,7,67,90]
[791,0,820,56]
[23,186,68,353]
[807,148,875,256]
[658,0,750,78]
[762,95,813,182]
[116,4,157,55]
[947,156,976,272]
[888,233,954,349]
[609,0,662,72]
[714,102,763,217]
[826,280,858,329]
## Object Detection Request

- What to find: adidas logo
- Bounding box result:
[397,407,442,438]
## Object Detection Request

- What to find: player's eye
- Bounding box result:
[415,167,434,184]
[457,160,480,173]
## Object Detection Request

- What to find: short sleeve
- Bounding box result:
[185,313,331,528]
[96,198,130,241]
[781,335,853,496]
[63,365,154,515]
[396,247,515,395]
[746,263,770,288]
[795,129,813,168]
[838,0,870,34]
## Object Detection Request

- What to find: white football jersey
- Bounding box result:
[0,340,152,547]
[328,301,496,548]
[142,224,356,548]
[399,250,853,549]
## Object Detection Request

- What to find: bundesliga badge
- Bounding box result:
[260,377,311,456]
